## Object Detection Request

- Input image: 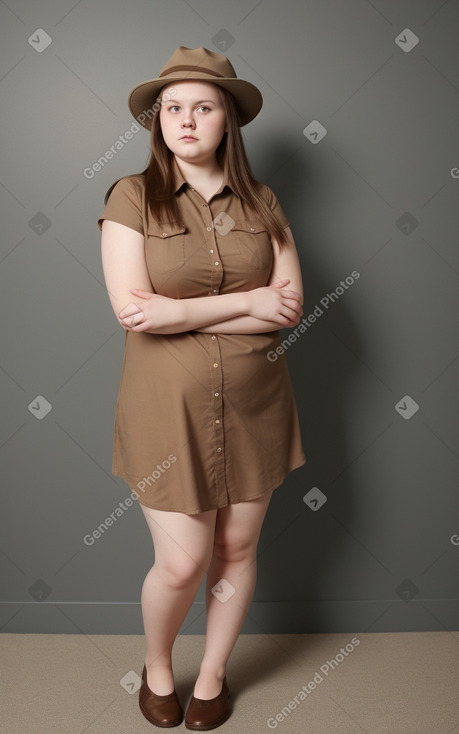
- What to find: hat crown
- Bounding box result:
[159,46,238,81]
[127,46,262,130]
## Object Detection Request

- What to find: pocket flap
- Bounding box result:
[147,221,186,238]
[232,220,267,234]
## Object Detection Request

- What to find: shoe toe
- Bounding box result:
[139,665,183,727]
[185,677,231,731]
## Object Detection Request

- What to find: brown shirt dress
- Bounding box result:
[98,160,306,514]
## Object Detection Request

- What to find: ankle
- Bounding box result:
[144,661,175,695]
[145,660,173,672]
[198,663,226,680]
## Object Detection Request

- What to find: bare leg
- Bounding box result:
[193,491,273,699]
[139,503,217,695]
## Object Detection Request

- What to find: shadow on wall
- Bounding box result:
[246,137,365,636]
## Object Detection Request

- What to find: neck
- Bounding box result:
[173,156,223,185]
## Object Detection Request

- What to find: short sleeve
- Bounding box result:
[98,176,144,234]
[258,184,290,230]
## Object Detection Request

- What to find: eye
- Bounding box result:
[197,105,211,112]
[168,105,180,112]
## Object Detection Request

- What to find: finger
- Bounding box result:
[286,298,303,312]
[283,295,303,310]
[119,301,142,318]
[129,288,153,299]
[128,319,149,332]
[269,279,290,288]
[121,311,144,327]
[288,302,303,318]
[280,303,302,320]
[280,289,301,299]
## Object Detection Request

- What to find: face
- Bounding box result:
[158,81,227,165]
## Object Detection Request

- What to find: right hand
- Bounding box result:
[247,279,303,326]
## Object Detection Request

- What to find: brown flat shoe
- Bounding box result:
[139,664,183,728]
[184,676,231,730]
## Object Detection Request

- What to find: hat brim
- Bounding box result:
[128,73,263,130]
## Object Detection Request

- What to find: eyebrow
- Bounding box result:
[167,99,217,105]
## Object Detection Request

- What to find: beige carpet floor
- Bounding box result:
[1,632,459,733]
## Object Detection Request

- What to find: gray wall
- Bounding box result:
[1,0,458,634]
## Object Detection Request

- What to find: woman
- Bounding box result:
[98,46,306,730]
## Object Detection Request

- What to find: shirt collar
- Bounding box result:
[172,157,238,197]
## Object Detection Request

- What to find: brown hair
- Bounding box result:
[104,84,289,248]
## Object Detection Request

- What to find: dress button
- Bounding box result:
[214,392,219,397]
[216,447,222,452]
[161,232,167,237]
[212,289,218,293]
[206,226,212,231]
[210,249,214,253]
[250,227,255,231]
[214,261,219,266]
[213,363,218,368]
[215,419,220,424]
[211,336,216,340]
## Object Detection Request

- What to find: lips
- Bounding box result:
[180,135,197,140]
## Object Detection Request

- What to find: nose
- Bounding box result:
[181,114,195,128]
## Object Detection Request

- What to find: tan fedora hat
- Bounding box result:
[128,46,263,130]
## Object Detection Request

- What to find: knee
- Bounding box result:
[212,533,256,563]
[155,556,207,591]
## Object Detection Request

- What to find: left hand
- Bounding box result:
[119,289,182,332]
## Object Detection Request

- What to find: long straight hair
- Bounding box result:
[104,84,289,249]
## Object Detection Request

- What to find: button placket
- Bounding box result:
[190,189,229,502]
[209,333,226,499]
[207,203,223,297]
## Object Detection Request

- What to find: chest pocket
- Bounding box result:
[146,221,186,273]
[232,220,272,270]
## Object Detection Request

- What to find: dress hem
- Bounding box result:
[116,455,306,515]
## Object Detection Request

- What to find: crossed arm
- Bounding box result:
[100,220,304,335]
